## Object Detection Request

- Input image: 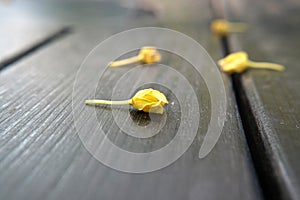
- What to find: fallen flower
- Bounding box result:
[85,88,168,114]
[211,19,247,37]
[218,51,285,74]
[109,46,161,67]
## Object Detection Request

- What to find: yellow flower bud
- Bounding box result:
[211,19,247,36]
[109,46,161,67]
[130,88,168,114]
[218,51,285,74]
[85,88,168,114]
[218,51,248,73]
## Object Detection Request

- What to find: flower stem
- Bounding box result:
[109,56,141,67]
[85,99,132,105]
[247,60,285,71]
[227,22,248,33]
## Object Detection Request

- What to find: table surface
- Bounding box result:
[0,0,299,200]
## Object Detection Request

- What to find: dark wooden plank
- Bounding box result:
[223,0,300,199]
[0,0,146,26]
[0,22,68,69]
[0,1,262,199]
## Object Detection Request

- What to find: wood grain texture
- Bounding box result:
[0,22,68,69]
[224,0,300,199]
[0,1,262,199]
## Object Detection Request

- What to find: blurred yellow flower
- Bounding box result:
[85,88,168,114]
[109,46,161,67]
[211,19,247,37]
[218,51,285,74]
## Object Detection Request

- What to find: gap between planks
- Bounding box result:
[219,31,295,200]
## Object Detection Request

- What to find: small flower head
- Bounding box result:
[109,46,161,67]
[211,19,231,36]
[218,51,248,73]
[130,88,168,114]
[218,51,285,74]
[138,46,161,64]
[211,19,247,37]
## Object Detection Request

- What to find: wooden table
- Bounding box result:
[211,0,300,199]
[0,0,299,199]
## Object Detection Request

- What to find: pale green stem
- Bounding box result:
[109,56,141,67]
[85,99,132,105]
[247,60,285,71]
[228,22,248,32]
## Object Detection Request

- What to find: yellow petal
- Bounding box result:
[131,88,168,114]
[132,99,156,110]
[211,19,230,36]
[139,47,161,64]
[149,89,168,104]
[218,51,248,73]
[148,105,164,114]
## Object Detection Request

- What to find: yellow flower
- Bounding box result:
[130,88,168,114]
[109,46,161,67]
[85,88,168,114]
[218,51,285,74]
[211,19,247,36]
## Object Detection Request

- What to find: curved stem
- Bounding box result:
[228,22,248,33]
[247,60,285,71]
[85,99,132,105]
[109,56,141,67]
